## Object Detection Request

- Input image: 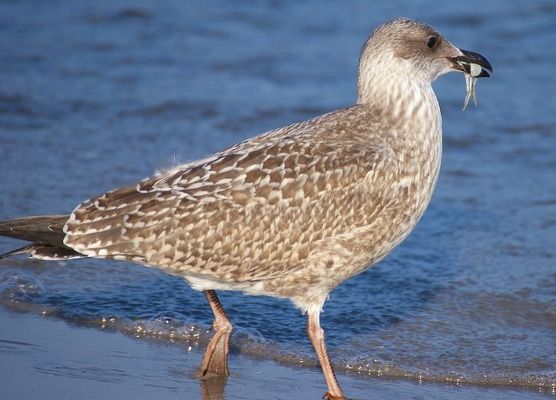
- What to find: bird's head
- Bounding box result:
[357,18,492,104]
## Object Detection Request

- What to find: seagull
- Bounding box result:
[0,18,491,399]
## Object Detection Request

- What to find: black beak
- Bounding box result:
[450,49,492,78]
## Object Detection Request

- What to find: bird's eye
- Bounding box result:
[426,35,438,49]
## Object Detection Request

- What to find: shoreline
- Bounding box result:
[0,307,551,400]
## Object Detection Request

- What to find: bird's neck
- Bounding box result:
[357,64,443,206]
[357,62,442,142]
[359,67,437,116]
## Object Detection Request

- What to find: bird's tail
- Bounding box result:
[0,215,84,260]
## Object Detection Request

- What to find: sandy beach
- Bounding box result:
[0,307,550,400]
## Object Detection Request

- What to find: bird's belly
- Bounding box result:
[183,272,268,295]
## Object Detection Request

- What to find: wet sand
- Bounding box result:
[0,308,550,400]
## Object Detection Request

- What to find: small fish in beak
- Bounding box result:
[463,67,479,110]
[450,49,492,110]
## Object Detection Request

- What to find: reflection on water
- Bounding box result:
[200,376,227,400]
[1,0,556,393]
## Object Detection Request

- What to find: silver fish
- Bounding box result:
[462,62,483,111]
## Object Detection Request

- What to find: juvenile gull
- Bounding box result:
[0,18,491,399]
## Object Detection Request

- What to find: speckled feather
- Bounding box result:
[64,101,440,309]
[3,18,454,311]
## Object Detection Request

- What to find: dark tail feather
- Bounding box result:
[0,215,84,260]
[0,244,83,260]
[0,244,35,259]
[0,215,68,245]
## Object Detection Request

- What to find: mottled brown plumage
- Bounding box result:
[65,105,421,308]
[0,18,491,399]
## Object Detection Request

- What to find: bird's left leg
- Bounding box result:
[199,290,233,377]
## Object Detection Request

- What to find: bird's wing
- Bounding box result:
[64,107,397,281]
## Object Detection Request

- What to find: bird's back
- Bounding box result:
[62,103,429,293]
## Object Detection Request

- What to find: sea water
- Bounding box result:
[0,0,555,392]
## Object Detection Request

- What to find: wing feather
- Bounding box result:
[64,105,396,281]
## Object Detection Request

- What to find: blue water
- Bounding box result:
[1,0,555,391]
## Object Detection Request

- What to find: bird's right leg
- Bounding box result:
[199,290,233,377]
[307,308,345,400]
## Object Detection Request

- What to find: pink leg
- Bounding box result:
[307,308,345,400]
[199,290,233,377]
